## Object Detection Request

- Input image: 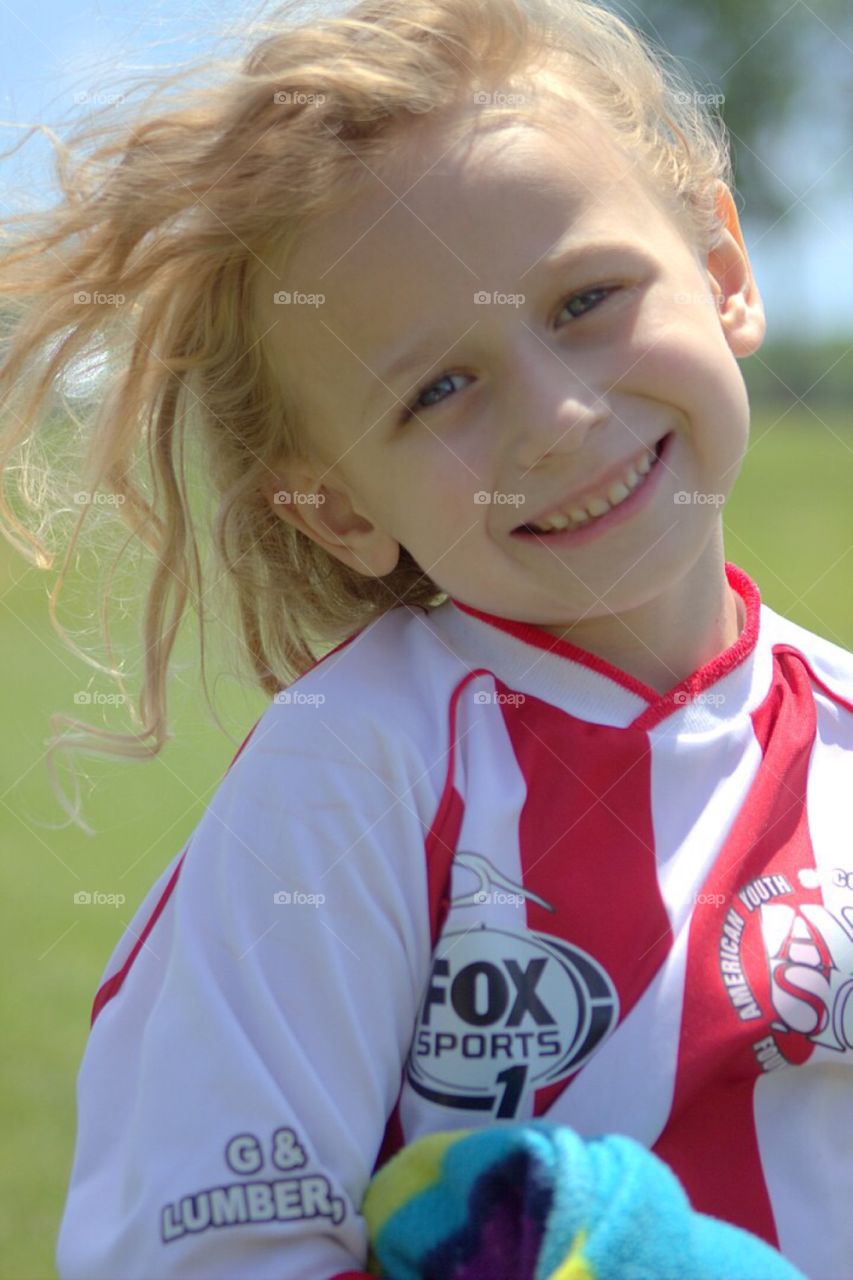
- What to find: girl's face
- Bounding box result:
[262,103,765,627]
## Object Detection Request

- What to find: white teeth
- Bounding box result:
[586,495,611,518]
[546,512,571,530]
[606,481,631,507]
[526,440,660,533]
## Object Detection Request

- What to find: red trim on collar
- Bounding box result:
[449,562,761,716]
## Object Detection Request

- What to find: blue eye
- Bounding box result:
[396,286,617,424]
[404,372,472,418]
[560,286,614,320]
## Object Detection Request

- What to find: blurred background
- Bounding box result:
[1,0,852,1275]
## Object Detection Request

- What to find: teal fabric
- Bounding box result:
[364,1122,808,1280]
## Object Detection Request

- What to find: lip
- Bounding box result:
[515,435,669,531]
[511,431,675,547]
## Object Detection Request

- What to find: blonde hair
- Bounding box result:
[0,0,733,829]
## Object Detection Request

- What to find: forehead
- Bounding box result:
[265,106,689,431]
[290,106,675,276]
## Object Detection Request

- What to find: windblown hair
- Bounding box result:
[0,0,733,828]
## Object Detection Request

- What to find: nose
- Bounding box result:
[505,348,607,471]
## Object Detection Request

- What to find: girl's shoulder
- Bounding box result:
[231,600,468,784]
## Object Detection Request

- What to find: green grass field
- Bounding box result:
[2,408,852,1279]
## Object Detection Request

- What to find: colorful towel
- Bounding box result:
[362,1122,806,1280]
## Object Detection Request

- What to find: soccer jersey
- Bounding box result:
[55,562,853,1280]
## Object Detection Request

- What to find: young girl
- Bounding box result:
[1,1,850,1277]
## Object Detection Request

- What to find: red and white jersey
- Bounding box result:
[56,562,853,1280]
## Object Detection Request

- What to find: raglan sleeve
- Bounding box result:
[55,701,436,1280]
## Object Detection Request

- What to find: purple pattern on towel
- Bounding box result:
[420,1147,554,1280]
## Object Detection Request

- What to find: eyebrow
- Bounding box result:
[372,238,644,393]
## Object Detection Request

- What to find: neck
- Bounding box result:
[543,534,743,696]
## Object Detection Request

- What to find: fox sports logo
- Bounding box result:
[406,926,619,1118]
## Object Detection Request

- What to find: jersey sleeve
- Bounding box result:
[55,700,436,1279]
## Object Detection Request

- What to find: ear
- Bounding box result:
[261,464,401,578]
[705,182,766,358]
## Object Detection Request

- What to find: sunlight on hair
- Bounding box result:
[0,0,733,829]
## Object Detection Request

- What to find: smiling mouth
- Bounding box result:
[513,432,672,536]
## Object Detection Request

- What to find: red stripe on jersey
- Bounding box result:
[453,594,661,701]
[90,847,188,1027]
[371,1098,406,1180]
[653,647,822,1247]
[372,668,492,1175]
[451,562,760,725]
[425,669,495,942]
[89,713,266,1027]
[631,562,761,731]
[492,683,671,1114]
[228,716,261,766]
[773,643,853,716]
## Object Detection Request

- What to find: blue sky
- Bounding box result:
[1,0,851,340]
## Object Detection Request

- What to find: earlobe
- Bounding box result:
[706,182,767,358]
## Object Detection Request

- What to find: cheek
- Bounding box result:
[631,308,748,413]
[404,448,485,518]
